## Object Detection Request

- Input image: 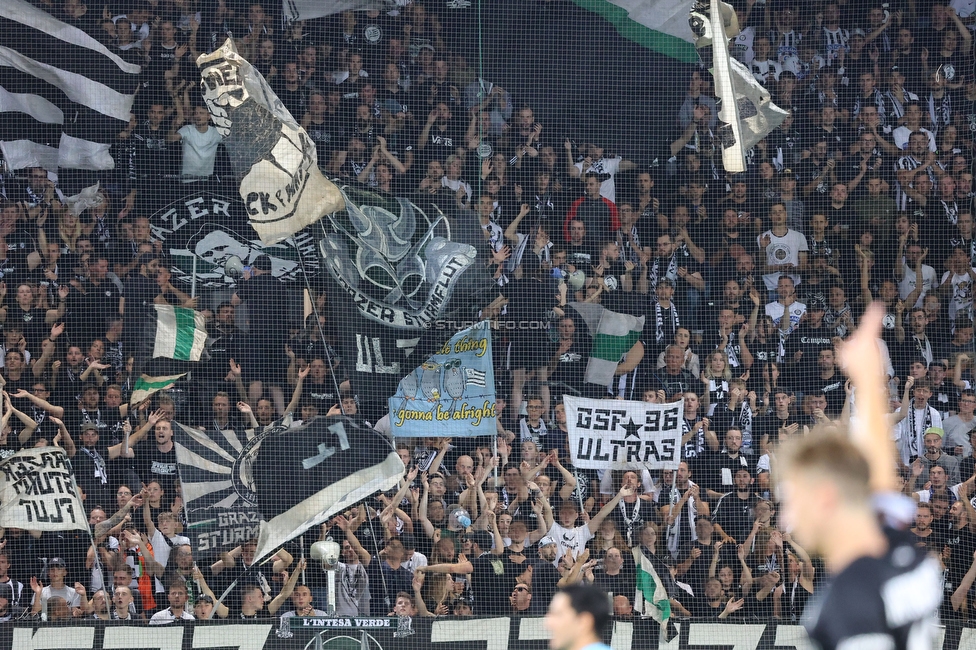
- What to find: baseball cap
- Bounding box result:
[197,594,214,604]
[852,28,866,37]
[924,426,944,438]
[539,536,557,547]
[79,422,98,433]
[48,557,66,569]
[471,531,493,551]
[780,168,797,180]
[808,299,827,311]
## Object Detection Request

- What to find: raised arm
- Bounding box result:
[840,302,898,492]
[93,491,142,542]
[283,365,309,416]
[268,558,306,614]
[191,566,228,619]
[336,515,371,565]
[587,485,635,533]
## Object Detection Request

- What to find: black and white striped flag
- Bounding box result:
[0,0,140,198]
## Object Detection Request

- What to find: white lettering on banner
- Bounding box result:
[103,627,184,649]
[11,626,94,649]
[565,396,682,470]
[774,624,816,650]
[687,624,766,650]
[189,624,273,650]
[1,620,963,650]
[431,617,510,650]
[958,628,976,649]
[610,621,633,650]
[517,617,549,642]
[0,448,87,531]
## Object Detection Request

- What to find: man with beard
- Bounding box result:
[712,467,760,544]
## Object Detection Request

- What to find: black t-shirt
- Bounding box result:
[134,444,178,500]
[470,554,524,616]
[698,451,754,496]
[712,491,760,543]
[71,443,114,509]
[806,529,941,650]
[365,559,414,616]
[754,413,800,447]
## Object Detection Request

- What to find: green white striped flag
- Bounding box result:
[568,302,644,387]
[568,0,698,62]
[129,373,186,406]
[570,0,787,172]
[153,305,207,361]
[633,546,671,623]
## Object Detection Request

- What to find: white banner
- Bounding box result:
[0,447,88,531]
[565,396,682,470]
[282,0,392,23]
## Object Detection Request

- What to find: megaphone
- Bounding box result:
[310,539,341,566]
[224,255,245,278]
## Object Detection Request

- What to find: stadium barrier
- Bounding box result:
[4,617,976,650]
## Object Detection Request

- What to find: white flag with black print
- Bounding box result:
[0,0,140,201]
[565,396,683,470]
[282,0,394,22]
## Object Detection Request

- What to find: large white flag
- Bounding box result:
[197,40,345,245]
[0,447,88,531]
[282,0,393,23]
[565,396,683,470]
[0,0,140,209]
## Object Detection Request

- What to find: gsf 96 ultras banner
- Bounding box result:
[564,396,683,470]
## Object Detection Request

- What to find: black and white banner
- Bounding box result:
[282,0,393,23]
[0,0,139,176]
[2,618,972,650]
[565,396,682,470]
[0,447,88,531]
[148,190,320,289]
[196,40,344,245]
[173,421,266,553]
[251,415,403,562]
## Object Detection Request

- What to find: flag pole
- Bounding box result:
[300,535,306,585]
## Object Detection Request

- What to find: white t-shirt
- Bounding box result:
[940,270,975,321]
[547,522,594,566]
[895,404,943,465]
[759,229,808,290]
[891,126,937,151]
[951,0,976,19]
[178,125,223,179]
[441,176,472,204]
[731,26,756,63]
[149,607,195,624]
[898,260,938,307]
[575,156,622,203]
[33,584,81,616]
[150,530,191,592]
[915,482,964,503]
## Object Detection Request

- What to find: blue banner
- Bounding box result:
[388,321,496,436]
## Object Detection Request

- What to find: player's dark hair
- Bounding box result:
[559,584,612,636]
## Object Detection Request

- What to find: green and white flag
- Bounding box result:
[153,305,207,361]
[568,0,698,62]
[568,302,644,387]
[633,546,671,623]
[129,373,187,406]
[570,0,787,170]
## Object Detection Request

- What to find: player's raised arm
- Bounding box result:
[839,302,898,494]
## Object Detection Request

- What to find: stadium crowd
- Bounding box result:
[0,0,975,630]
